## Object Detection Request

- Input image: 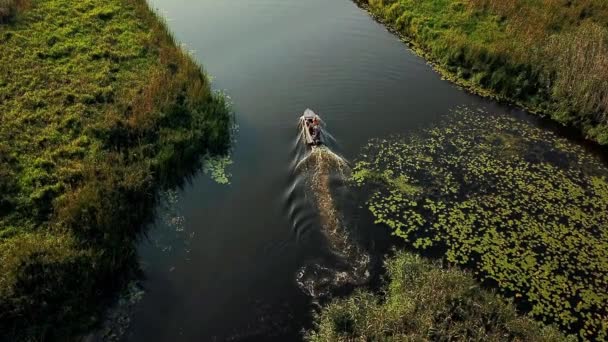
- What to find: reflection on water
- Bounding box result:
[91,282,145,342]
[89,189,192,341]
[224,299,297,341]
[151,189,192,257]
[202,155,233,185]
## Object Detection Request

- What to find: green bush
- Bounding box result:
[306,251,572,341]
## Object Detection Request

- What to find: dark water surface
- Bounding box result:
[122,0,567,340]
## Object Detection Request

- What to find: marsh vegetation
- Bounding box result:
[351,108,608,339]
[0,0,231,339]
[306,251,571,341]
[357,0,608,143]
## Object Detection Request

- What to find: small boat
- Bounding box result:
[299,109,322,146]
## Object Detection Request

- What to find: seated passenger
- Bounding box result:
[311,119,321,144]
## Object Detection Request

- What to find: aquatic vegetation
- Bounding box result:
[0,0,231,339]
[306,251,572,341]
[202,105,236,185]
[353,108,608,339]
[203,155,233,185]
[356,0,608,144]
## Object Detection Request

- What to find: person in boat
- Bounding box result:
[310,117,321,145]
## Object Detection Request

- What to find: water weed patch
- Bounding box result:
[353,108,608,339]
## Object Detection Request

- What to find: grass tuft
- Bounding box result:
[306,251,573,341]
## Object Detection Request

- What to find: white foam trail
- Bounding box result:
[292,126,370,298]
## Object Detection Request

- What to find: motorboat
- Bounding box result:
[299,109,322,146]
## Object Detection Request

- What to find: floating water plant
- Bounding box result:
[203,155,233,185]
[353,107,608,339]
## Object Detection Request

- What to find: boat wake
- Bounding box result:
[289,115,370,299]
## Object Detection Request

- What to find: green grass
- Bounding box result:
[352,107,608,340]
[306,251,572,341]
[0,0,231,339]
[356,0,608,144]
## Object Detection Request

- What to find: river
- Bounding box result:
[116,0,586,340]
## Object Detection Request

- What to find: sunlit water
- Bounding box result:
[87,0,605,340]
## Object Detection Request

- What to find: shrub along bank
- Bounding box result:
[355,0,608,144]
[306,251,572,341]
[0,0,231,339]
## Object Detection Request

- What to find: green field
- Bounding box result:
[0,0,231,339]
[307,251,571,341]
[356,0,608,144]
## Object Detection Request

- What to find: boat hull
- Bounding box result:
[300,109,322,146]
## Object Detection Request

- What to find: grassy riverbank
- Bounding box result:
[356,0,608,144]
[0,0,231,339]
[307,251,571,341]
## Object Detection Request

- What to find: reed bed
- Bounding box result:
[359,0,608,143]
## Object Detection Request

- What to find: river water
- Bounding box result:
[119,0,581,340]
